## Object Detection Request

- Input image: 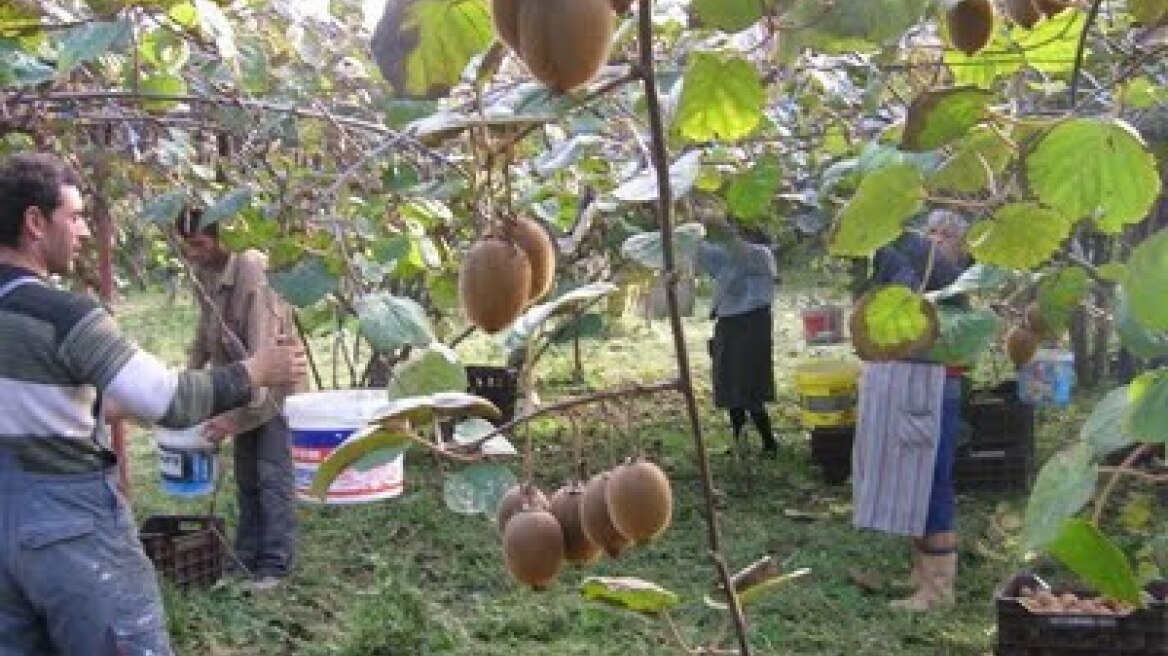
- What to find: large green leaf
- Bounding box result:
[443,463,517,515]
[620,223,706,270]
[452,417,516,456]
[944,10,1082,87]
[369,392,501,427]
[781,0,930,53]
[1021,442,1096,551]
[308,424,412,500]
[268,256,340,308]
[580,577,681,615]
[900,87,993,152]
[1026,119,1161,232]
[690,0,778,32]
[1081,386,1135,460]
[1126,367,1168,444]
[139,72,186,112]
[57,20,130,75]
[926,263,1014,301]
[967,203,1072,270]
[858,286,934,348]
[502,282,616,354]
[356,292,435,352]
[1123,230,1168,332]
[1035,266,1091,336]
[724,156,781,222]
[828,164,924,257]
[1047,519,1143,606]
[200,186,253,227]
[387,344,467,399]
[370,0,493,99]
[1116,287,1168,359]
[926,126,1014,194]
[926,307,1000,367]
[674,52,764,143]
[612,150,703,203]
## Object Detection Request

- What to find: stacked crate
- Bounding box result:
[955,381,1036,492]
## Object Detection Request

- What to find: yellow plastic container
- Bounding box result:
[793,360,861,428]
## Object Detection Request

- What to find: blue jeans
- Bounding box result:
[924,377,962,534]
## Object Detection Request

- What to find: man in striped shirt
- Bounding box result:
[0,152,306,655]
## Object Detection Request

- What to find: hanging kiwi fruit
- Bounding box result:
[1002,0,1042,28]
[579,472,632,558]
[490,0,615,93]
[503,216,557,302]
[549,483,603,565]
[1005,325,1040,367]
[605,459,673,544]
[1035,0,1071,17]
[459,235,532,333]
[502,508,565,590]
[946,0,995,56]
[1025,302,1050,339]
[496,483,548,532]
[610,0,634,13]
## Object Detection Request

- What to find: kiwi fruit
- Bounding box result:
[503,216,556,302]
[549,483,603,565]
[496,483,548,531]
[516,0,614,92]
[459,236,532,333]
[1025,302,1049,338]
[1035,0,1071,17]
[491,0,523,50]
[610,0,634,13]
[946,0,995,56]
[1003,0,1042,27]
[1005,325,1039,367]
[579,472,632,558]
[605,460,673,544]
[848,286,941,362]
[502,508,565,590]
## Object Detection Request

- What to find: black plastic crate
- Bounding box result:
[139,515,225,588]
[967,381,1035,446]
[465,365,518,425]
[809,426,853,485]
[996,573,1168,655]
[955,440,1034,492]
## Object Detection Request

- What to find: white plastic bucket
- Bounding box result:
[284,389,405,505]
[154,424,217,497]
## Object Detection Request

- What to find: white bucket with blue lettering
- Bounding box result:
[154,425,217,497]
[285,389,405,505]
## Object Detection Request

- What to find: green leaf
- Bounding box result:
[674,52,764,143]
[900,86,993,152]
[1035,266,1091,335]
[0,39,54,87]
[1081,386,1135,460]
[453,417,515,456]
[927,263,1014,300]
[724,156,781,221]
[1126,367,1168,444]
[620,223,706,270]
[612,150,703,203]
[370,0,493,100]
[269,256,340,308]
[369,391,501,427]
[1123,230,1168,332]
[57,20,129,74]
[781,0,930,54]
[1047,519,1143,606]
[193,0,237,61]
[967,203,1073,270]
[356,292,435,353]
[139,72,186,112]
[945,10,1082,86]
[1026,119,1161,232]
[308,424,412,500]
[926,127,1014,194]
[690,0,777,32]
[828,164,924,257]
[926,307,1001,367]
[387,344,468,399]
[1116,287,1168,359]
[140,189,188,225]
[1119,76,1168,110]
[443,463,517,515]
[1021,442,1096,551]
[200,186,252,226]
[859,286,934,348]
[580,577,681,615]
[502,282,616,354]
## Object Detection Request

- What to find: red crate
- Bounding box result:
[139,515,226,588]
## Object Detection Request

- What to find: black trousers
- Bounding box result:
[233,415,297,577]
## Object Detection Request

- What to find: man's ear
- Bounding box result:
[22,205,47,242]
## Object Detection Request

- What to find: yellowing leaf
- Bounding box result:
[371,0,493,99]
[829,164,924,257]
[967,203,1073,270]
[308,425,412,500]
[862,285,932,347]
[901,86,993,152]
[675,51,765,143]
[580,577,680,615]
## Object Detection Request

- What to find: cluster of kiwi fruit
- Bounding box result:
[1016,585,1136,616]
[1004,302,1049,367]
[458,216,556,333]
[945,0,1069,56]
[490,0,628,93]
[497,458,673,590]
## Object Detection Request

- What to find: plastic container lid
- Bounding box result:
[285,389,390,430]
[794,360,861,386]
[155,424,211,450]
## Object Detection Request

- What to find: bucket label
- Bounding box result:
[159,450,184,479]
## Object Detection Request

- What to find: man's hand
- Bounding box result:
[202,416,236,443]
[243,336,307,388]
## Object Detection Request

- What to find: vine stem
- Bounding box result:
[1092,443,1152,524]
[635,1,751,654]
[1068,0,1105,109]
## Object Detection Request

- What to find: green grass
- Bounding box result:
[111,286,1098,656]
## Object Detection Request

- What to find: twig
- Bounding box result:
[1092,443,1152,524]
[1068,0,1105,109]
[1097,465,1168,483]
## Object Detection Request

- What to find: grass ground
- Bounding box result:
[111,285,1098,656]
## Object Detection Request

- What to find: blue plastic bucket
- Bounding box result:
[285,389,405,505]
[1018,349,1075,407]
[155,425,217,497]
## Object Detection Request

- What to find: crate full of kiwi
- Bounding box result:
[995,573,1168,655]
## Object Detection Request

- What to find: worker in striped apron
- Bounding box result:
[851,210,971,612]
